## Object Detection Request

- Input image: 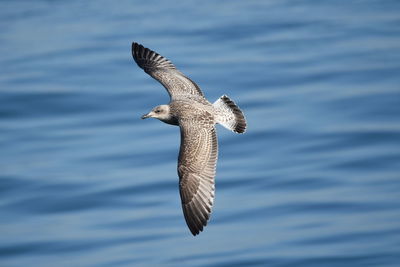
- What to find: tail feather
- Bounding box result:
[213,95,247,133]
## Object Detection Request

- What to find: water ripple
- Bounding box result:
[1,1,400,266]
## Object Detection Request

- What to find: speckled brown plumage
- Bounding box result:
[132,42,246,235]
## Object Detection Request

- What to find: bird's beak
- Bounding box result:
[141,112,152,119]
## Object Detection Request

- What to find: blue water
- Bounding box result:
[1,1,400,266]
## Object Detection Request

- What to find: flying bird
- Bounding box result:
[131,42,247,236]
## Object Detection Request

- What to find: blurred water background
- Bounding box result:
[1,1,400,266]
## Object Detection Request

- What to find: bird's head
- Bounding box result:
[141,105,171,121]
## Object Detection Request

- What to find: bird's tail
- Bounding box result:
[213,95,247,133]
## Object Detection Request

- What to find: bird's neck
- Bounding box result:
[158,115,179,126]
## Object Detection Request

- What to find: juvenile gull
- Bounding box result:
[132,42,247,236]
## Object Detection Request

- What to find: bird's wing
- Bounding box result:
[178,119,218,235]
[132,42,205,99]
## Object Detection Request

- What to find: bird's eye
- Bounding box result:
[155,110,160,113]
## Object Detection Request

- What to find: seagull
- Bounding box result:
[132,42,247,236]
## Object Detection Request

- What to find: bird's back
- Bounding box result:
[170,98,215,127]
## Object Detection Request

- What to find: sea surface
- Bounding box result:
[1,1,400,266]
